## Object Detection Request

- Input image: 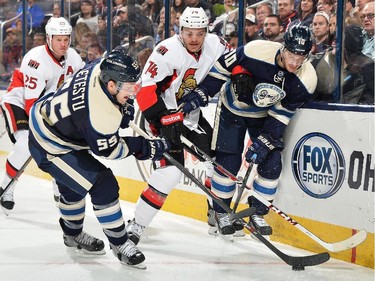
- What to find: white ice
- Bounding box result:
[0,174,373,281]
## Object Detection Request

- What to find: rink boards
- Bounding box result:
[0,91,373,268]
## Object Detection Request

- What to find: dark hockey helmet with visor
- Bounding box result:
[283,24,313,56]
[99,48,141,88]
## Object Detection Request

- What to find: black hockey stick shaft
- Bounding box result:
[232,162,253,213]
[0,156,33,199]
[130,122,330,267]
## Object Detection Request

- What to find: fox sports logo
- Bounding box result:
[292,132,345,199]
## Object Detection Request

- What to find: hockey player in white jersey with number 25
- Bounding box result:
[0,17,85,211]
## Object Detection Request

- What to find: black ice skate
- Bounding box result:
[0,187,15,212]
[250,214,273,236]
[110,239,146,269]
[63,231,105,255]
[215,212,235,240]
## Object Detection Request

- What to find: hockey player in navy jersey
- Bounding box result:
[197,24,317,237]
[28,49,170,269]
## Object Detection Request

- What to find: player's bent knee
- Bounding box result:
[90,168,119,205]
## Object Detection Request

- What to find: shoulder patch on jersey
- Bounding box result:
[27,59,40,69]
[156,45,169,55]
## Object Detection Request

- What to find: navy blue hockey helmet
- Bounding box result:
[283,24,313,56]
[100,48,140,85]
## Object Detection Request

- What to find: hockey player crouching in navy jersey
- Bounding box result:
[196,24,317,238]
[28,48,170,269]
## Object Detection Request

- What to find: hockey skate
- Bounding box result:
[207,202,245,237]
[0,187,15,212]
[215,212,235,241]
[250,214,272,236]
[63,231,106,255]
[126,218,145,245]
[110,239,146,269]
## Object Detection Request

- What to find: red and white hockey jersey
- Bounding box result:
[137,33,230,131]
[1,45,84,114]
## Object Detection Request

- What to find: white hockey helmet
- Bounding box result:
[179,7,209,32]
[45,17,72,37]
[45,17,72,53]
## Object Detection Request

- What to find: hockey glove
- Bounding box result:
[120,99,135,129]
[178,87,209,114]
[245,134,284,164]
[231,66,255,105]
[159,111,185,145]
[136,137,171,161]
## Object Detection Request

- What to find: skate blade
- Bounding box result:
[66,247,106,256]
[233,230,246,237]
[208,226,219,236]
[218,233,234,242]
[121,261,147,270]
[0,205,11,216]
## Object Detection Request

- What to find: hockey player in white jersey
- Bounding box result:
[126,7,232,244]
[0,17,85,211]
[28,49,170,268]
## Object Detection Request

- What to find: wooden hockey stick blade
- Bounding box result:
[130,122,330,267]
[248,190,367,252]
[230,207,256,221]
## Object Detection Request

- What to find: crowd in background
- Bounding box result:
[0,0,373,104]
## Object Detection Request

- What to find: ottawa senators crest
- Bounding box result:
[176,68,197,100]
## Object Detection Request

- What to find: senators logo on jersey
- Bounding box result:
[176,68,197,100]
[156,45,168,56]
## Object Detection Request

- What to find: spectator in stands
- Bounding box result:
[311,11,331,55]
[140,0,162,23]
[262,14,285,43]
[255,3,273,37]
[361,1,374,60]
[173,0,185,14]
[342,24,374,104]
[278,0,298,31]
[353,0,372,19]
[113,5,130,47]
[79,32,100,60]
[1,28,22,73]
[244,14,260,43]
[136,47,152,71]
[32,32,46,47]
[294,0,318,26]
[329,12,336,35]
[156,7,179,44]
[317,0,335,16]
[346,0,356,17]
[15,0,45,33]
[96,14,108,49]
[227,30,238,48]
[213,0,236,18]
[95,0,107,16]
[53,1,62,17]
[76,0,99,33]
[86,43,104,61]
[72,22,91,57]
[183,0,215,23]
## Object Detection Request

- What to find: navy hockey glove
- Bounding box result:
[159,111,185,145]
[245,134,284,164]
[178,87,209,114]
[136,137,171,161]
[231,66,255,105]
[120,99,135,129]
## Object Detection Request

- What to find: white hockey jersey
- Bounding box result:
[137,33,230,131]
[1,45,84,114]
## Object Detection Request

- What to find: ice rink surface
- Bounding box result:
[0,174,373,281]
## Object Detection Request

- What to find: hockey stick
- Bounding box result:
[232,163,253,214]
[180,135,367,253]
[0,156,33,200]
[130,122,330,268]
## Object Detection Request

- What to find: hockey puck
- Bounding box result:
[292,265,305,271]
